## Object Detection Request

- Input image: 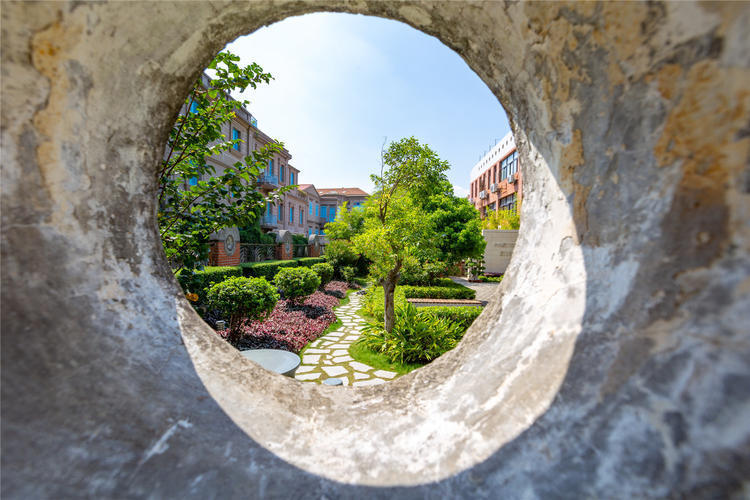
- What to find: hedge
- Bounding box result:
[420,306,482,330]
[240,260,298,280]
[295,257,326,267]
[176,266,242,304]
[400,285,476,300]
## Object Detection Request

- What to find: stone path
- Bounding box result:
[294,291,397,386]
[450,276,501,305]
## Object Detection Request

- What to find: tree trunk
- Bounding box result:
[382,263,402,333]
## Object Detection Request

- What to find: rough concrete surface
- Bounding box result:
[2,1,749,498]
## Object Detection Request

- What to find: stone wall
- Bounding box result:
[2,1,749,498]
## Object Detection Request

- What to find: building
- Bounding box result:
[469,131,522,217]
[173,74,369,241]
[317,188,369,227]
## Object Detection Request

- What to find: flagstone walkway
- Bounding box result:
[294,291,397,386]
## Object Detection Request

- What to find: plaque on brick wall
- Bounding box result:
[208,226,240,256]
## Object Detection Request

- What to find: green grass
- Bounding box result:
[349,341,423,376]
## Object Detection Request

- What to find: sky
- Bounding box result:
[221,12,509,198]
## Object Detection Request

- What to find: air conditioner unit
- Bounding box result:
[490,183,498,193]
[479,191,487,199]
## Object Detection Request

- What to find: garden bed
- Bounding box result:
[216,281,350,353]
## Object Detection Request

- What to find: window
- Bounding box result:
[280,165,285,183]
[232,128,240,150]
[500,193,516,211]
[290,206,294,224]
[188,176,198,186]
[321,206,327,218]
[309,202,313,216]
[189,101,199,114]
[329,207,336,221]
[269,159,274,175]
[266,202,271,216]
[278,204,283,222]
[290,172,295,185]
[316,204,319,217]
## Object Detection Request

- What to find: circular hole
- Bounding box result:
[167,11,586,486]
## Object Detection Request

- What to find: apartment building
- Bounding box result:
[176,74,369,240]
[317,188,369,227]
[469,131,522,217]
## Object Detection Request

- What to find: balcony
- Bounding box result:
[258,174,279,189]
[259,214,277,228]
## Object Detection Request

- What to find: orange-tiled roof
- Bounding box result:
[317,187,369,196]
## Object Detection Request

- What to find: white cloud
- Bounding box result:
[453,185,469,198]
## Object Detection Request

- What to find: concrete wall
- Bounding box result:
[2,1,749,498]
[482,229,518,274]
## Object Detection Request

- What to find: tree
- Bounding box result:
[323,202,366,241]
[158,51,285,272]
[423,189,486,264]
[482,200,521,230]
[353,137,449,332]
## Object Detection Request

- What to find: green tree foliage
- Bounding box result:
[423,185,486,263]
[206,276,279,343]
[353,137,449,332]
[324,239,359,270]
[482,199,521,230]
[158,51,286,272]
[273,267,320,303]
[323,202,366,241]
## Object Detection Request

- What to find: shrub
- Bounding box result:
[295,257,325,267]
[206,276,278,343]
[176,266,242,305]
[240,260,298,280]
[358,304,465,364]
[420,306,482,330]
[274,266,320,303]
[239,224,276,244]
[398,257,448,285]
[324,240,358,275]
[400,285,476,300]
[340,266,356,284]
[311,262,334,286]
[292,234,308,246]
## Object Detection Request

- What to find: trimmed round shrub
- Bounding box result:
[274,266,320,303]
[340,266,356,284]
[311,262,334,286]
[206,276,279,343]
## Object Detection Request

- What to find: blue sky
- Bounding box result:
[223,12,509,197]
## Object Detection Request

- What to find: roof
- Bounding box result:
[317,187,369,197]
[298,184,320,198]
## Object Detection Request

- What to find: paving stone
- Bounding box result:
[295,373,321,381]
[323,360,332,365]
[350,361,373,372]
[327,343,350,349]
[332,349,349,356]
[373,370,397,379]
[302,355,320,364]
[353,372,370,380]
[322,366,348,377]
[345,335,360,341]
[296,365,315,373]
[304,348,330,354]
[353,378,385,386]
[333,355,354,363]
